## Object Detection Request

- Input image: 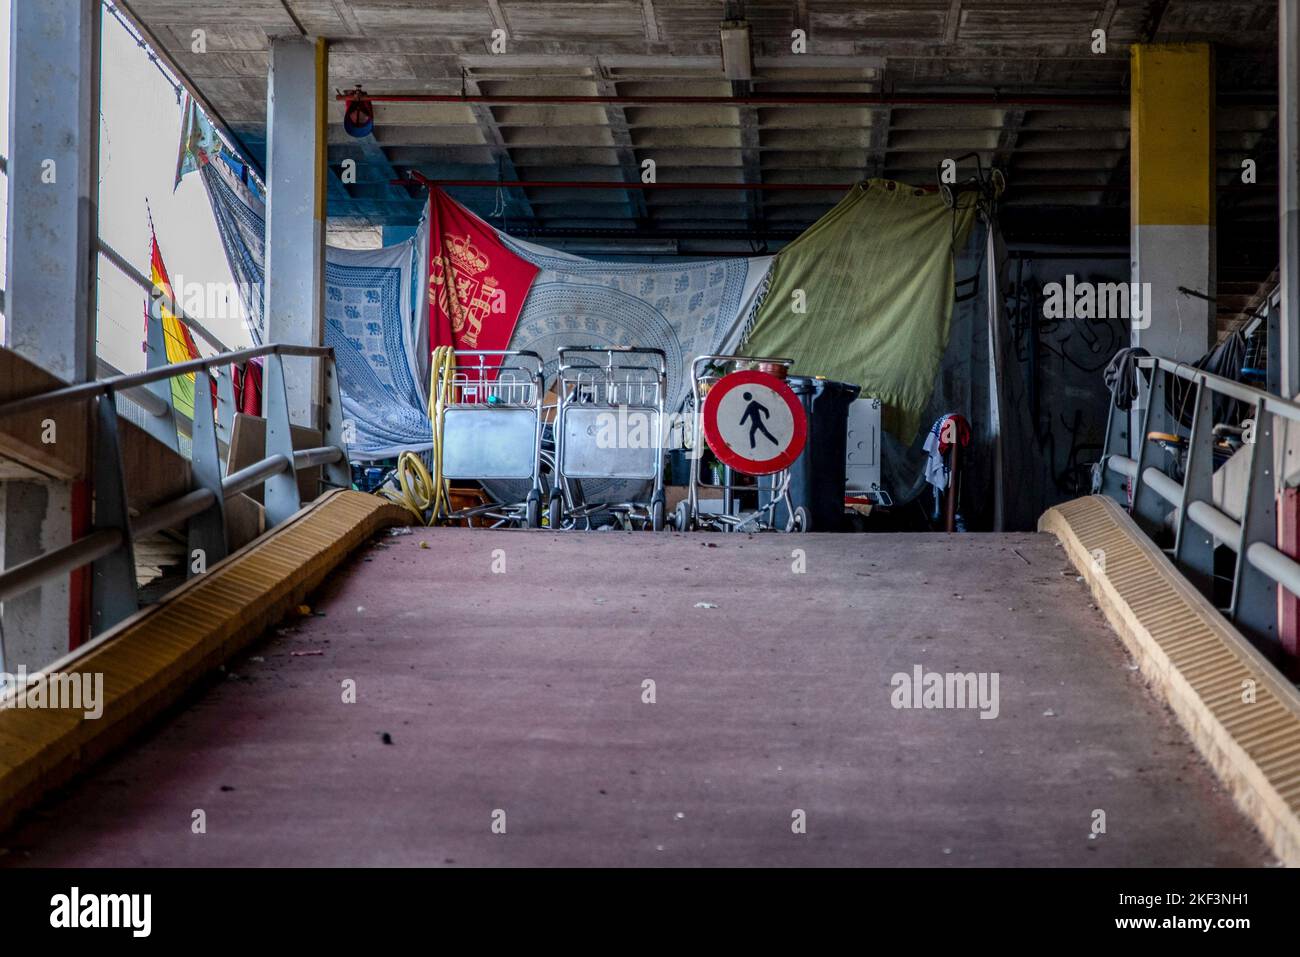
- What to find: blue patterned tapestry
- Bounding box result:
[201,158,428,459]
[483,235,771,503]
[502,234,772,413]
[323,246,429,459]
[200,159,772,468]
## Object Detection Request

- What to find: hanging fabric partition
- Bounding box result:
[498,228,773,413]
[482,211,773,505]
[741,180,977,442]
[194,154,429,459]
[191,96,970,470]
[426,188,538,358]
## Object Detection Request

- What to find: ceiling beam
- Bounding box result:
[640,0,661,44]
[944,0,963,46]
[595,66,650,226]
[1095,0,1120,34]
[461,71,535,221]
[992,107,1028,176]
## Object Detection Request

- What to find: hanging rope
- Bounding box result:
[426,345,457,521]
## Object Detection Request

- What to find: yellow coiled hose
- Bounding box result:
[382,345,456,524]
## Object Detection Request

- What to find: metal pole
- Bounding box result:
[89,394,139,633]
[187,369,228,574]
[1233,399,1281,655]
[1173,379,1216,596]
[1280,0,1300,397]
[262,354,302,526]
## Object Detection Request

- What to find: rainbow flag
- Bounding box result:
[147,231,201,419]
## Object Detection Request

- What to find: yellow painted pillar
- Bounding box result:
[1130,43,1216,361]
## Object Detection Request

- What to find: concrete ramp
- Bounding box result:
[0,528,1270,866]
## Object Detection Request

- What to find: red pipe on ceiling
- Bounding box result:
[388,176,1130,192]
[342,92,1129,108]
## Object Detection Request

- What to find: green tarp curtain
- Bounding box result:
[742,179,977,440]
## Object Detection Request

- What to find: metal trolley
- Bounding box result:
[675,353,809,533]
[549,346,668,531]
[436,349,545,528]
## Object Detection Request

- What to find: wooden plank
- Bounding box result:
[0,347,89,481]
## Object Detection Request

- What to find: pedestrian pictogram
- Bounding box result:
[701,370,807,475]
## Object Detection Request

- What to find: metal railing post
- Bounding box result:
[320,356,352,491]
[0,343,346,638]
[1266,297,1281,398]
[187,368,228,574]
[1097,398,1130,502]
[1131,366,1172,533]
[1173,378,1217,596]
[1232,398,1280,653]
[90,393,140,632]
[263,353,301,526]
[213,362,238,449]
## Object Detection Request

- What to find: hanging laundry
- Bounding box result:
[232,359,262,416]
[922,412,971,492]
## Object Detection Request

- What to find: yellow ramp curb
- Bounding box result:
[1041,495,1300,866]
[0,489,409,834]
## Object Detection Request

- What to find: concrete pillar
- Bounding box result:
[1129,44,1216,362]
[1,0,100,669]
[1276,0,1300,669]
[1281,0,1300,397]
[264,37,328,429]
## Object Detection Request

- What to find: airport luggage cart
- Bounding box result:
[675,354,809,533]
[435,349,545,528]
[549,346,668,531]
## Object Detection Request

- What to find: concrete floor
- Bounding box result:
[1,530,1273,867]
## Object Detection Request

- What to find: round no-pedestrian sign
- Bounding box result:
[701,370,807,475]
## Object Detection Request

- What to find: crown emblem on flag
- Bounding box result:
[446,233,489,275]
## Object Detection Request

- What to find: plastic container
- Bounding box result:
[769,376,861,531]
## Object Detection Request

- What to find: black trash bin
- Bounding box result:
[770,376,860,531]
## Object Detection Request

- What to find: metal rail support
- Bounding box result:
[1232,399,1278,645]
[263,353,302,527]
[1131,366,1172,534]
[1098,355,1298,664]
[188,368,228,575]
[321,358,352,492]
[214,363,238,448]
[1174,380,1216,596]
[90,393,139,632]
[1097,398,1130,500]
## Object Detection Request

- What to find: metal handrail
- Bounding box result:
[0,343,332,420]
[0,340,351,648]
[1097,352,1296,664]
[1134,355,1300,420]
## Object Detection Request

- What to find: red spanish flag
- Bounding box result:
[148,231,203,418]
[427,188,537,355]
